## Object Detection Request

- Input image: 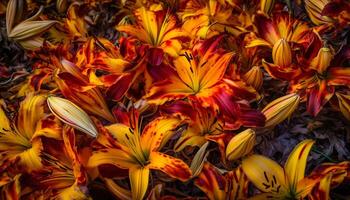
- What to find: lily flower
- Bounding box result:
[88,110,192,200]
[117,5,189,65]
[246,13,310,48]
[32,126,90,200]
[0,94,47,171]
[291,46,350,116]
[54,58,115,122]
[146,36,262,117]
[242,139,334,199]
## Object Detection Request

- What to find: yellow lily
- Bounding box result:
[242,139,316,199]
[0,94,48,171]
[88,113,192,200]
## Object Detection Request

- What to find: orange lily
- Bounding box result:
[195,162,249,200]
[54,58,115,122]
[117,5,188,65]
[0,94,47,171]
[291,45,350,116]
[88,110,192,200]
[32,126,90,200]
[180,0,246,39]
[146,36,261,114]
[247,13,310,48]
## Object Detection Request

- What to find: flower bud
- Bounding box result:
[260,0,275,15]
[272,38,292,67]
[47,96,98,137]
[305,0,333,25]
[242,66,264,90]
[336,93,350,121]
[226,129,256,161]
[262,93,300,127]
[190,142,209,177]
[310,47,333,74]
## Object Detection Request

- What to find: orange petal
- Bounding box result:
[141,117,182,153]
[148,152,192,182]
[272,38,292,67]
[194,162,226,200]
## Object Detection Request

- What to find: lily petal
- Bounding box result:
[148,152,192,182]
[129,167,149,200]
[242,154,286,193]
[284,139,315,188]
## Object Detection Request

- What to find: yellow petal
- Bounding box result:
[47,96,98,138]
[140,117,182,154]
[284,139,315,187]
[129,167,149,200]
[310,47,333,74]
[305,0,333,25]
[17,93,46,139]
[226,129,256,161]
[272,38,292,67]
[242,154,286,193]
[260,0,275,15]
[262,93,300,127]
[17,138,43,171]
[87,148,137,169]
[246,38,272,48]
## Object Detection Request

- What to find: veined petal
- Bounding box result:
[149,152,192,181]
[199,52,234,89]
[141,117,182,154]
[47,96,99,138]
[284,139,315,188]
[190,142,209,177]
[260,0,275,15]
[17,93,46,139]
[87,149,137,170]
[135,7,158,45]
[1,175,21,200]
[116,25,149,43]
[17,138,43,171]
[129,167,149,200]
[242,154,286,193]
